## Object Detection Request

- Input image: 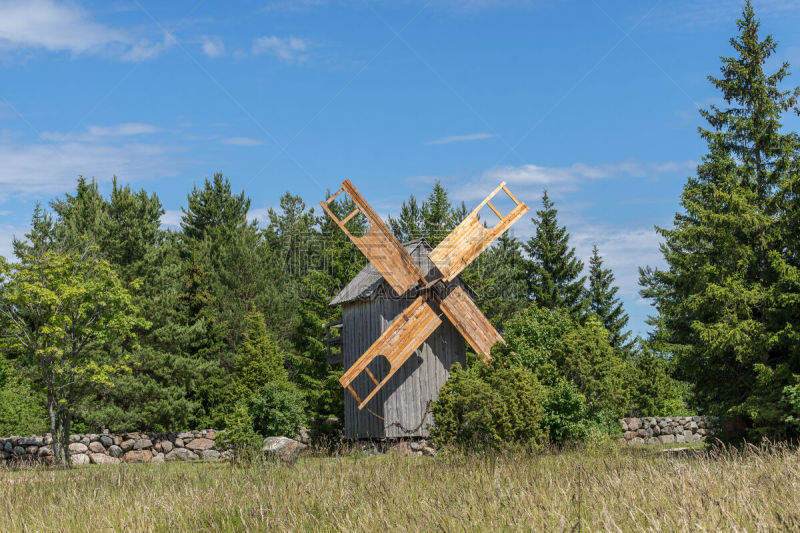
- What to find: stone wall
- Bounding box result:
[619,416,719,445]
[0,430,228,465]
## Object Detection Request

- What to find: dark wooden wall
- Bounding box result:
[342,297,465,439]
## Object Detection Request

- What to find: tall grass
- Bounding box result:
[1,442,798,531]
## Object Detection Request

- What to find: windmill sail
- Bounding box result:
[427,182,528,282]
[320,180,426,295]
[339,296,442,410]
[439,286,504,362]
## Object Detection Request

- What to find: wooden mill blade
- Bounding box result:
[439,285,504,362]
[339,296,441,410]
[320,180,426,296]
[428,182,528,282]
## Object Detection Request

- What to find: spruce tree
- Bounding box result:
[524,191,585,316]
[586,246,632,352]
[640,1,800,439]
[388,194,424,243]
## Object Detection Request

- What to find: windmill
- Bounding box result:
[321,180,528,430]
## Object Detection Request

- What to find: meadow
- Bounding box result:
[1,442,798,532]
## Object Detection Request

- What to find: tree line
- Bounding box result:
[0,1,798,460]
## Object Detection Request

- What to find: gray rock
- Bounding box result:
[90,453,120,465]
[38,446,53,457]
[294,427,311,445]
[151,452,165,463]
[676,434,686,443]
[69,434,81,443]
[205,430,217,440]
[80,437,90,446]
[26,446,38,455]
[71,453,90,465]
[659,434,675,444]
[88,434,100,442]
[174,438,184,448]
[18,436,43,446]
[185,438,214,451]
[688,421,698,430]
[646,437,660,445]
[88,441,105,454]
[100,436,113,448]
[108,445,123,458]
[68,442,88,454]
[178,432,193,440]
[12,446,25,455]
[3,441,11,452]
[0,451,9,460]
[161,440,173,453]
[202,450,221,460]
[134,438,153,450]
[120,439,135,452]
[626,418,642,431]
[630,437,645,445]
[263,436,307,463]
[637,428,647,437]
[165,448,199,461]
[123,450,153,463]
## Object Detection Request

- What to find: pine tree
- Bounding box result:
[524,191,585,316]
[586,246,632,352]
[640,1,800,439]
[388,194,424,243]
[421,182,456,247]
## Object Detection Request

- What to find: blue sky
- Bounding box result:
[2,0,800,336]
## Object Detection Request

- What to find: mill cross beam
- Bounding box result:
[321,180,528,410]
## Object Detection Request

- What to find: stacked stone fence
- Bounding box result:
[620,416,719,445]
[0,429,228,466]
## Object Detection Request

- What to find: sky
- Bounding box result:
[2,0,800,337]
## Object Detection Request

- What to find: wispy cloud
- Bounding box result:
[221,137,265,147]
[41,123,161,142]
[160,209,182,228]
[0,0,174,61]
[449,160,696,201]
[201,35,225,58]
[0,123,178,195]
[252,35,310,63]
[426,133,495,145]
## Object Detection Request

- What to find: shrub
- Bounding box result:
[221,402,262,465]
[431,347,548,451]
[250,381,307,437]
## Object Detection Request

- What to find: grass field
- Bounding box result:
[1,442,798,532]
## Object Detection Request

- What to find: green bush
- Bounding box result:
[0,355,47,436]
[221,402,263,465]
[431,347,548,451]
[250,381,307,437]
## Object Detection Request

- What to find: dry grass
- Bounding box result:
[1,442,799,532]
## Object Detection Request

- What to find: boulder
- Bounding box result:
[205,430,216,440]
[659,434,675,444]
[71,453,90,465]
[90,453,120,465]
[174,438,184,448]
[120,439,136,452]
[134,438,153,450]
[263,436,308,463]
[165,448,199,461]
[3,441,12,452]
[123,450,153,463]
[88,434,100,442]
[18,436,43,446]
[185,438,214,451]
[68,442,88,454]
[88,441,105,454]
[161,440,174,453]
[26,446,38,455]
[151,453,165,463]
[100,436,113,448]
[12,446,25,455]
[80,437,90,446]
[294,427,311,445]
[38,446,53,457]
[202,450,221,460]
[108,445,123,458]
[69,434,81,443]
[0,451,9,460]
[178,432,193,440]
[626,418,642,431]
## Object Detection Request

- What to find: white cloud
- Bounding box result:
[41,123,161,142]
[0,0,174,61]
[160,209,182,228]
[0,140,179,194]
[0,224,29,261]
[252,35,309,63]
[221,137,265,147]
[450,160,696,202]
[426,133,495,145]
[201,35,225,58]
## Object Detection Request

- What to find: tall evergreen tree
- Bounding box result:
[388,194,424,243]
[640,2,800,439]
[524,191,585,316]
[586,246,632,352]
[388,181,466,247]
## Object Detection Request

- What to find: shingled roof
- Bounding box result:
[330,238,440,306]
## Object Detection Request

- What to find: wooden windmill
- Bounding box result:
[322,180,527,438]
